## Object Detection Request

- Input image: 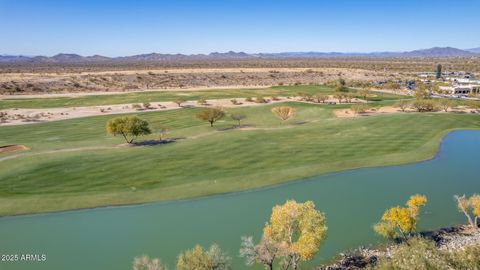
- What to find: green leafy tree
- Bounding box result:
[196,107,225,127]
[106,116,151,143]
[174,98,187,107]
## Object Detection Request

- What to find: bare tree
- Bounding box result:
[240,236,288,270]
[230,113,246,127]
[133,255,166,270]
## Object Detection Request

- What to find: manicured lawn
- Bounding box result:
[0,99,479,216]
[0,85,401,109]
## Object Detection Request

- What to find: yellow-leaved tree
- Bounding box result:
[262,200,327,270]
[271,106,295,123]
[374,194,427,240]
[455,194,480,229]
[470,195,480,227]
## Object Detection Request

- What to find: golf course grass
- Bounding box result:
[0,85,400,109]
[0,85,478,216]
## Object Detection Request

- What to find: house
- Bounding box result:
[440,85,480,95]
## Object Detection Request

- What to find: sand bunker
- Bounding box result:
[0,145,29,154]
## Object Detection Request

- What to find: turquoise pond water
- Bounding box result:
[0,130,479,270]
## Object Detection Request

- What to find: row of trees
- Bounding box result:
[375,194,480,242]
[298,89,370,104]
[132,192,480,270]
[394,98,460,113]
[105,105,296,143]
[195,106,295,127]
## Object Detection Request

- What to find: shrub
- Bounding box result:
[255,96,268,103]
[132,103,143,110]
[197,99,208,105]
[394,99,410,112]
[447,244,480,269]
[375,237,449,270]
[335,78,348,92]
[351,104,370,115]
[437,99,454,112]
[411,99,438,112]
[314,94,328,103]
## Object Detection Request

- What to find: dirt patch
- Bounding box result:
[0,145,29,154]
[335,105,478,118]
[335,106,403,118]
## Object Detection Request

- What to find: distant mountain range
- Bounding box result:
[466,47,480,53]
[259,47,478,58]
[1,47,479,63]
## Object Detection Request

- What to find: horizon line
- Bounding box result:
[2,46,479,58]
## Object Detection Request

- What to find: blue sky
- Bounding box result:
[0,0,479,56]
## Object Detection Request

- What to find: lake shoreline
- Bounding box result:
[0,129,477,219]
[317,224,480,269]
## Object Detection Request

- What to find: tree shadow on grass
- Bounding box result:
[217,124,255,131]
[292,120,309,125]
[131,137,185,147]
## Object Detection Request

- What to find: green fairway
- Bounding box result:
[0,95,479,216]
[0,85,400,109]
